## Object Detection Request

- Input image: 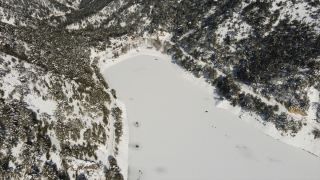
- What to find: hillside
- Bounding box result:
[0,0,319,179]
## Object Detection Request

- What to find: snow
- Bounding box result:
[66,0,129,29]
[0,7,16,26]
[103,49,320,180]
[114,99,129,180]
[308,87,320,121]
[54,0,81,10]
[25,96,57,114]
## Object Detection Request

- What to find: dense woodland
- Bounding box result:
[0,0,319,179]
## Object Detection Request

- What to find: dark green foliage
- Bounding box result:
[83,122,107,145]
[79,0,95,9]
[235,19,319,111]
[215,74,241,99]
[47,0,70,12]
[71,143,98,160]
[306,0,320,7]
[36,133,52,153]
[92,64,109,90]
[230,97,239,107]
[87,86,111,105]
[114,121,123,144]
[76,173,87,180]
[62,0,113,27]
[0,0,318,177]
[203,66,217,81]
[42,161,70,180]
[241,1,272,29]
[171,45,183,61]
[202,0,242,30]
[0,154,10,173]
[312,129,320,139]
[106,157,124,180]
[102,105,110,125]
[112,107,122,121]
[112,107,123,144]
[236,19,320,85]
[274,112,303,133]
[111,89,117,99]
[1,43,28,63]
[55,118,83,143]
[238,92,277,121]
[0,99,38,148]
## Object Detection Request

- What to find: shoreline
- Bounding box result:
[101,47,320,159]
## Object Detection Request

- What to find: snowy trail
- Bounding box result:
[103,51,320,180]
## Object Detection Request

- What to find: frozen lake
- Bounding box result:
[103,54,320,180]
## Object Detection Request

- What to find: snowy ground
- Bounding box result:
[102,49,320,180]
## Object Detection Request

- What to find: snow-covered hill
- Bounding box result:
[0,0,319,179]
[0,52,126,179]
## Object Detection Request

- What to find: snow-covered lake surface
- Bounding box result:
[103,54,320,180]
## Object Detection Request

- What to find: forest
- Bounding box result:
[0,0,319,179]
